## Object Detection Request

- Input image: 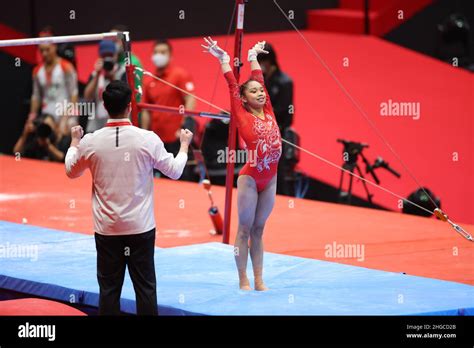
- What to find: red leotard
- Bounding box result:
[224,68,282,192]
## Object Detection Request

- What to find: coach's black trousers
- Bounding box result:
[94,228,158,315]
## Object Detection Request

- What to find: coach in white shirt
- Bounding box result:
[65,80,192,315]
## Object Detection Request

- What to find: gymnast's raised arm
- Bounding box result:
[201,36,232,74]
[201,36,243,113]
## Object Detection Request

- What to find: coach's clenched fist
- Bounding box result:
[70,125,84,147]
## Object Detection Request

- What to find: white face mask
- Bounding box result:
[152,53,169,68]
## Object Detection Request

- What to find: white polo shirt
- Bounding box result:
[65,118,188,235]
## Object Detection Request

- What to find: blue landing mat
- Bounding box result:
[1,221,473,315]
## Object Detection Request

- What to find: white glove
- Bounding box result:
[248,41,269,62]
[201,36,230,64]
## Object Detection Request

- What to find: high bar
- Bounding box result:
[0,32,124,47]
[137,103,230,120]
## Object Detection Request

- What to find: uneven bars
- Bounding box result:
[222,0,246,245]
[137,103,229,120]
[0,32,122,47]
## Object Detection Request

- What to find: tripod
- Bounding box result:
[337,139,378,205]
[337,139,401,206]
[338,155,375,205]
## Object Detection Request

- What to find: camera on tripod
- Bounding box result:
[337,139,401,205]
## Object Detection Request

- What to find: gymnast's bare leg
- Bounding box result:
[234,174,258,290]
[250,174,276,291]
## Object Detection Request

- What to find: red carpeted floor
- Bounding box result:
[1,156,473,285]
[73,31,473,224]
[0,298,86,316]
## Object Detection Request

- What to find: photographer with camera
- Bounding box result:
[13,114,71,162]
[84,40,126,133]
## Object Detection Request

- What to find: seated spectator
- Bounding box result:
[13,115,71,162]
[30,36,79,136]
[84,40,125,132]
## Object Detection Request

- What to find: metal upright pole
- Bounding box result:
[122,31,138,126]
[364,0,370,35]
[222,0,246,244]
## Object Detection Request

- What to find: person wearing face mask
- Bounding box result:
[142,39,196,179]
[84,40,126,133]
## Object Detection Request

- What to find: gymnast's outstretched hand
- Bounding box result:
[201,36,230,64]
[248,41,269,62]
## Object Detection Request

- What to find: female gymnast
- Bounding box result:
[202,37,282,291]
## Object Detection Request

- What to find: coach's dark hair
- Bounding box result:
[154,38,172,52]
[102,80,131,117]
